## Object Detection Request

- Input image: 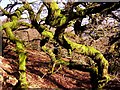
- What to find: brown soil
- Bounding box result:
[1,44,120,90]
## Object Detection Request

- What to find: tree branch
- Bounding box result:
[0,6,10,17]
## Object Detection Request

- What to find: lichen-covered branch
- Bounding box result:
[1,1,119,89]
[36,4,44,21]
[18,22,32,28]
[42,2,120,89]
[42,45,56,62]
[44,1,120,29]
[0,6,10,17]
[23,2,40,30]
[2,24,27,89]
[43,1,68,27]
[40,27,110,88]
[23,1,58,66]
[1,5,28,89]
[60,35,110,88]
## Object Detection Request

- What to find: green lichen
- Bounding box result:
[63,35,81,50]
[59,15,67,27]
[49,16,67,27]
[1,4,29,88]
[11,16,19,21]
[2,24,28,88]
[0,25,3,31]
[98,74,111,89]
[44,1,67,27]
[42,45,56,62]
[49,1,61,16]
[42,31,54,39]
[16,41,25,52]
[18,22,32,28]
[19,52,27,71]
[0,6,10,16]
[62,35,110,88]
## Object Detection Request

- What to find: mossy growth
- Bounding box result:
[42,30,54,39]
[1,4,29,88]
[42,45,56,62]
[61,35,110,88]
[45,1,68,27]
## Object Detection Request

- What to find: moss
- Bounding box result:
[23,3,36,24]
[19,70,27,88]
[49,1,61,16]
[98,74,111,89]
[0,25,3,31]
[3,21,18,30]
[11,16,19,21]
[19,52,27,71]
[5,28,15,40]
[42,31,54,39]
[3,22,13,28]
[18,22,32,28]
[16,41,25,52]
[59,15,67,27]
[3,24,28,88]
[63,35,81,50]
[0,6,10,16]
[1,4,28,88]
[56,59,70,66]
[42,45,56,61]
[16,39,27,89]
[62,35,110,88]
[45,1,67,27]
[15,10,21,17]
[50,15,67,27]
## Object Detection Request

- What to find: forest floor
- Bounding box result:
[0,44,120,90]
